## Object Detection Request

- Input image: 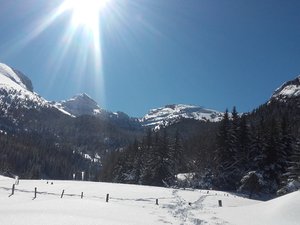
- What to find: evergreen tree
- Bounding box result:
[150,130,173,186]
[168,130,184,184]
[249,117,266,171]
[131,139,143,183]
[286,140,300,182]
[278,116,294,176]
[237,114,252,171]
[215,109,239,190]
[262,118,282,190]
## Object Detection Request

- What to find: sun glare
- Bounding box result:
[61,0,110,30]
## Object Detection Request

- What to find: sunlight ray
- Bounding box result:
[39,0,110,103]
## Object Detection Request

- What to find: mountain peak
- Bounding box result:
[141,104,223,128]
[58,93,101,117]
[71,93,98,104]
[0,63,33,92]
[271,75,300,100]
[0,63,69,118]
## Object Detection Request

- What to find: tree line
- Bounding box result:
[100,102,300,195]
[100,129,185,186]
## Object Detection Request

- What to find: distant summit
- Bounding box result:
[0,62,223,131]
[140,104,223,129]
[56,93,103,117]
[271,75,300,101]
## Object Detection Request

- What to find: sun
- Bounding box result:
[61,0,110,30]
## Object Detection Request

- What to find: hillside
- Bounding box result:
[0,63,143,179]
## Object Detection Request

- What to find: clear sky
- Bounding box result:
[0,0,300,117]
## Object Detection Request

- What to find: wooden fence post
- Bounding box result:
[34,187,37,199]
[11,184,15,196]
[218,200,222,207]
[106,194,109,202]
[61,190,65,198]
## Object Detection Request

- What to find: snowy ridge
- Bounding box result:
[0,63,137,129]
[55,93,140,131]
[0,63,48,109]
[0,63,70,116]
[140,104,223,128]
[271,75,300,100]
[56,93,128,119]
[0,63,30,91]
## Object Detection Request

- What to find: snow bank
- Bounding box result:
[219,190,300,225]
[0,175,13,181]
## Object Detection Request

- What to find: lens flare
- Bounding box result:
[61,0,110,30]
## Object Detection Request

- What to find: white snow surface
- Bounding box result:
[0,177,298,225]
[141,104,223,128]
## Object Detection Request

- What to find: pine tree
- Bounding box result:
[249,117,266,171]
[140,130,174,186]
[215,109,239,190]
[278,116,293,176]
[237,114,252,171]
[131,140,143,183]
[168,130,184,184]
[286,140,300,182]
[262,118,282,190]
[140,130,154,185]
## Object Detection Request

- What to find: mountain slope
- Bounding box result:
[0,63,142,179]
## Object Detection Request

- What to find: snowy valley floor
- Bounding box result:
[0,176,299,225]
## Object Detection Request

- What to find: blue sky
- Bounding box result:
[0,0,300,117]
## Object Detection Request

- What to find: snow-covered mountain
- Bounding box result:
[271,75,300,101]
[0,63,33,91]
[0,63,45,106]
[140,104,223,129]
[0,63,223,131]
[0,63,72,119]
[54,93,104,117]
[54,93,141,130]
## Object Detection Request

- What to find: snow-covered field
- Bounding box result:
[0,176,299,225]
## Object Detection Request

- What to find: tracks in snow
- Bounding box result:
[162,190,229,225]
[162,189,207,225]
